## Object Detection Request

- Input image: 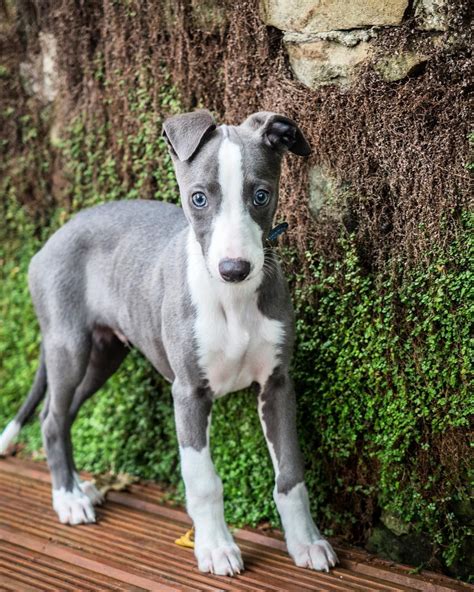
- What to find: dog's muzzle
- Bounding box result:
[218,258,251,282]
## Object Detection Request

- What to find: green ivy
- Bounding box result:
[289,220,472,571]
[57,71,180,211]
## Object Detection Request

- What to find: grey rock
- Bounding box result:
[287,38,372,89]
[308,166,354,225]
[380,510,411,536]
[367,524,433,567]
[414,0,449,31]
[309,166,336,218]
[374,50,428,82]
[20,32,59,103]
[260,0,409,34]
[284,28,378,48]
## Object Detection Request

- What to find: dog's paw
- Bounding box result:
[53,487,96,525]
[196,542,244,576]
[290,539,338,572]
[78,479,104,506]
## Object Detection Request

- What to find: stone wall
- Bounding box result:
[261,0,448,89]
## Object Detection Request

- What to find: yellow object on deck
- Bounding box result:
[175,528,195,549]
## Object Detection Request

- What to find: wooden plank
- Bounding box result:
[0,457,472,592]
[0,525,179,592]
[0,541,138,591]
[0,572,43,592]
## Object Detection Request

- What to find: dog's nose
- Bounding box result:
[218,258,251,282]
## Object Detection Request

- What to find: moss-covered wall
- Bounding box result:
[0,0,472,578]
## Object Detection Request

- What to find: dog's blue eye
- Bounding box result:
[191,192,208,208]
[253,189,270,207]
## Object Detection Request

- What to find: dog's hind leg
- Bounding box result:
[173,380,244,576]
[67,326,129,505]
[69,326,129,423]
[41,331,96,525]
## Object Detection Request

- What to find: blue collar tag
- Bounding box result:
[267,222,288,242]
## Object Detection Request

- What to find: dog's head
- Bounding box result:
[163,110,311,284]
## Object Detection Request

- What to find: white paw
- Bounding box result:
[290,539,338,572]
[196,542,243,576]
[77,478,104,506]
[52,487,96,525]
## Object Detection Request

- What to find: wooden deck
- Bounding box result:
[0,457,471,592]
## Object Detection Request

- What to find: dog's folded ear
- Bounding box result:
[241,112,311,157]
[163,110,216,161]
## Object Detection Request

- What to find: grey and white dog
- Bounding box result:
[0,110,338,575]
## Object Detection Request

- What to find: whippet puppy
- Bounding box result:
[0,110,338,575]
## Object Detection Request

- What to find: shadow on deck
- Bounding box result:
[0,457,471,591]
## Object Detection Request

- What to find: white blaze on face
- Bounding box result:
[207,137,264,280]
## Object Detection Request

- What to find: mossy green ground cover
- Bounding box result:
[0,90,472,575]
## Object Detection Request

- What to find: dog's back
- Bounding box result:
[30,199,186,281]
[28,200,187,334]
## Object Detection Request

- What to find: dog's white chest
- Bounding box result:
[186,233,284,397]
[197,298,283,397]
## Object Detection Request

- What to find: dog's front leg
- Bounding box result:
[173,381,243,576]
[258,368,338,572]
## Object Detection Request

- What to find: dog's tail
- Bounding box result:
[0,343,47,455]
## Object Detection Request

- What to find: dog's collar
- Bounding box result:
[267,222,288,242]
